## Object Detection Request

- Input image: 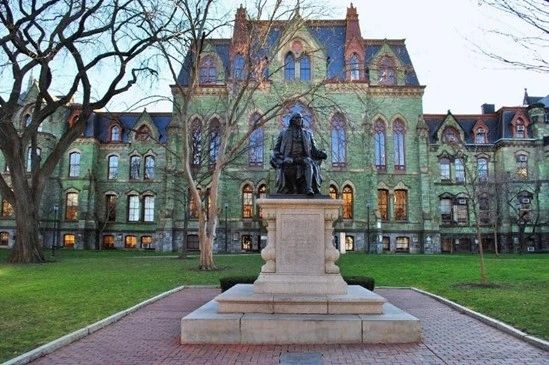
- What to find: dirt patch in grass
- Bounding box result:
[454,282,511,289]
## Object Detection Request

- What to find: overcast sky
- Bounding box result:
[123,0,548,115]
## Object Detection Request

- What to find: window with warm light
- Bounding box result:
[1,200,13,217]
[63,234,76,247]
[378,189,389,221]
[394,190,407,221]
[102,234,115,249]
[516,153,528,179]
[345,236,355,251]
[242,184,253,218]
[0,232,9,246]
[395,237,410,252]
[342,185,353,219]
[124,235,137,248]
[65,192,78,220]
[141,235,153,249]
[329,185,338,200]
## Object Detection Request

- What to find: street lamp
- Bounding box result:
[52,204,59,256]
[224,203,229,252]
[365,204,370,253]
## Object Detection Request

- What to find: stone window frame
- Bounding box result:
[299,54,311,81]
[109,122,123,143]
[439,157,451,181]
[107,154,119,180]
[248,113,264,167]
[143,194,155,222]
[102,234,115,249]
[330,113,347,168]
[377,189,389,221]
[105,193,117,222]
[140,235,154,249]
[329,184,339,200]
[342,185,353,219]
[374,119,387,171]
[127,194,140,222]
[241,183,254,219]
[68,150,81,178]
[378,55,396,86]
[143,154,156,180]
[64,190,79,221]
[129,154,142,180]
[63,233,76,248]
[393,189,408,221]
[0,231,9,246]
[199,56,218,84]
[395,236,410,252]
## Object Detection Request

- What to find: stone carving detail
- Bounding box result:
[324,208,340,273]
[260,211,276,272]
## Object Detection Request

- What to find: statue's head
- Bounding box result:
[289,113,303,129]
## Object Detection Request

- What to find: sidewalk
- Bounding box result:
[31,288,548,365]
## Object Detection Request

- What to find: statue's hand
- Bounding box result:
[283,157,294,165]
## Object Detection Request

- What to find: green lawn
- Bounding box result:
[0,249,547,362]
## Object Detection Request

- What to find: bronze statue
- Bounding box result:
[270,113,327,195]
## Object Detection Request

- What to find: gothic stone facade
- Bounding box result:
[1,5,548,253]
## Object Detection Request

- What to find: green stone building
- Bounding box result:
[1,5,547,253]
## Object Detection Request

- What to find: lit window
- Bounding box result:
[242,184,253,218]
[284,52,295,80]
[199,57,217,84]
[68,152,80,177]
[300,54,311,81]
[108,155,119,180]
[1,200,13,217]
[124,235,137,248]
[209,119,221,166]
[249,114,264,167]
[102,235,115,249]
[191,119,202,167]
[234,54,245,80]
[110,125,121,142]
[378,189,388,221]
[395,237,410,252]
[65,192,78,220]
[455,158,465,183]
[379,56,396,85]
[63,234,75,248]
[331,113,346,167]
[144,156,155,180]
[329,185,338,200]
[0,231,9,246]
[345,236,354,251]
[440,158,451,181]
[477,157,488,182]
[342,185,353,219]
[130,155,141,180]
[374,120,386,170]
[349,53,360,80]
[141,235,153,249]
[394,190,407,221]
[143,196,155,222]
[241,234,253,251]
[128,195,140,222]
[393,120,406,170]
[516,153,528,179]
[105,194,117,222]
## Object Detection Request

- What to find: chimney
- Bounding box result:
[231,5,248,56]
[481,103,495,114]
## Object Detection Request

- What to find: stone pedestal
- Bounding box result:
[181,197,421,345]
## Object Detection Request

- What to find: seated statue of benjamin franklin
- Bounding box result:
[270,113,327,196]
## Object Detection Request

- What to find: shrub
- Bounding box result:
[219,275,375,292]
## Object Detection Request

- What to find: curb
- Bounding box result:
[2,285,199,365]
[409,287,549,352]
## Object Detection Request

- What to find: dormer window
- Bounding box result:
[379,56,396,85]
[442,127,460,144]
[110,125,121,142]
[515,122,526,138]
[135,125,151,141]
[475,128,487,144]
[199,56,217,84]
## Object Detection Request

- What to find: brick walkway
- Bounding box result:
[32,288,548,365]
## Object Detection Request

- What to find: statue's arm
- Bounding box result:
[310,133,327,160]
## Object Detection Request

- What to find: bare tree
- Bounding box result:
[0,0,181,263]
[476,0,549,72]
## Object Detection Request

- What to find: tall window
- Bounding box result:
[1,200,13,217]
[477,157,488,182]
[191,119,202,167]
[329,185,338,200]
[516,153,528,179]
[199,56,216,84]
[242,184,253,218]
[0,232,9,246]
[105,194,117,222]
[342,185,353,219]
[257,184,267,219]
[374,120,386,170]
[143,196,155,222]
[379,56,396,85]
[144,155,155,180]
[518,192,532,222]
[209,119,221,165]
[349,53,360,80]
[129,155,141,179]
[124,235,137,248]
[394,190,407,221]
[455,158,465,183]
[26,147,41,172]
[440,158,451,181]
[345,236,355,251]
[284,52,295,80]
[65,192,79,220]
[393,120,406,170]
[454,198,468,224]
[110,125,121,142]
[378,189,389,221]
[331,113,346,167]
[249,114,264,167]
[234,54,245,80]
[475,128,487,144]
[300,54,311,81]
[440,198,452,224]
[128,195,140,222]
[68,152,80,177]
[108,155,119,180]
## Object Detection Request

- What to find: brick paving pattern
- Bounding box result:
[31,288,548,365]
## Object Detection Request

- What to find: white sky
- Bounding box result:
[117,0,549,115]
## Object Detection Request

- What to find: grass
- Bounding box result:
[0,249,547,362]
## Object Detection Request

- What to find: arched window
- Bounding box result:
[68,152,80,177]
[257,184,267,218]
[374,120,386,170]
[234,54,245,80]
[284,52,295,81]
[208,119,221,166]
[110,125,121,142]
[65,192,79,220]
[26,147,41,172]
[143,195,155,222]
[249,114,264,167]
[199,56,217,84]
[300,54,311,81]
[105,194,117,222]
[477,157,488,181]
[455,158,465,183]
[135,125,151,141]
[439,157,451,181]
[331,113,346,167]
[475,127,487,144]
[124,235,137,248]
[379,56,396,85]
[377,189,388,221]
[394,189,408,221]
[128,195,140,222]
[191,119,202,167]
[442,127,460,143]
[0,231,9,246]
[342,185,353,219]
[329,185,338,200]
[514,119,526,138]
[516,153,528,179]
[393,120,406,170]
[108,155,119,180]
[242,184,253,218]
[23,113,32,127]
[129,155,141,180]
[144,155,155,180]
[350,53,360,80]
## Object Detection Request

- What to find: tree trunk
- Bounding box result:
[198,211,216,270]
[8,193,45,263]
[476,228,488,285]
[493,222,499,256]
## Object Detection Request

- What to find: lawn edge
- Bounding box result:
[407,287,549,352]
[2,285,217,365]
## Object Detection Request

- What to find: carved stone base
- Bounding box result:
[254,273,347,295]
